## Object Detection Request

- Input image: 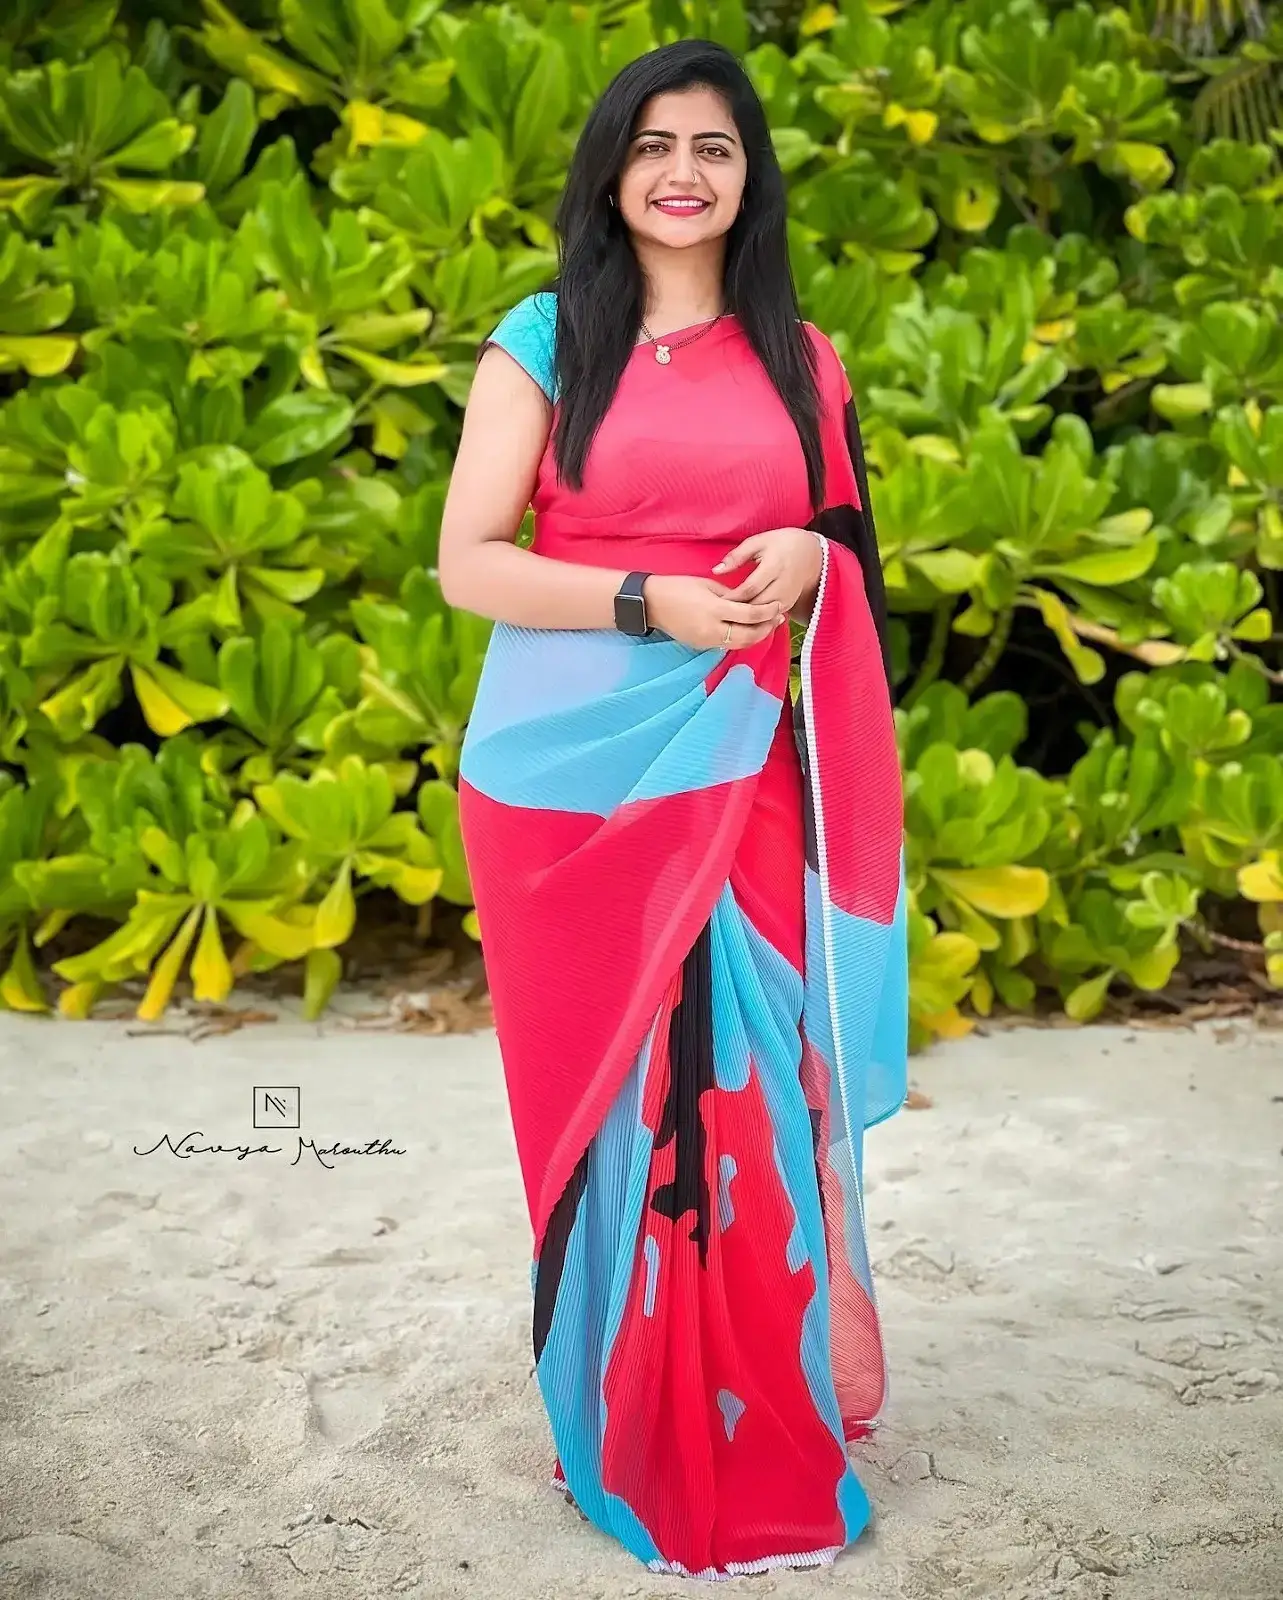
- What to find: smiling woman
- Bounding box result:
[439,35,906,1585]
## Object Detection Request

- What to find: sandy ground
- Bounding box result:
[0,1009,1280,1600]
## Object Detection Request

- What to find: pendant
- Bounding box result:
[654,343,671,364]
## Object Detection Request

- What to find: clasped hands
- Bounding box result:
[642,527,822,652]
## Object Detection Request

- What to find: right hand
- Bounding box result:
[642,575,787,651]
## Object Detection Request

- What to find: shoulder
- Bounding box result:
[801,320,852,402]
[491,290,557,341]
[482,291,558,401]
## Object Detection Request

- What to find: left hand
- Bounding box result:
[712,527,822,621]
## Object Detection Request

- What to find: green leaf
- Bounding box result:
[1064,968,1114,1023]
[909,549,983,592]
[0,176,65,227]
[243,392,354,467]
[511,39,569,175]
[303,947,342,1019]
[196,79,258,196]
[110,119,196,174]
[1152,383,1211,421]
[1043,532,1160,587]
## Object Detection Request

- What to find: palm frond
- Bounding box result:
[1149,0,1265,53]
[1194,49,1283,152]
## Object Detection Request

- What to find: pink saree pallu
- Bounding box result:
[457,294,907,1580]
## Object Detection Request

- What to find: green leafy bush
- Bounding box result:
[0,0,1280,1035]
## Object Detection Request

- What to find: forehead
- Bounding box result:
[631,84,736,134]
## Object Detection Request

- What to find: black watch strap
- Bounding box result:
[614,570,653,635]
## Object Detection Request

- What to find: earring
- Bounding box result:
[608,194,616,208]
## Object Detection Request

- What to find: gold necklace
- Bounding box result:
[637,313,724,365]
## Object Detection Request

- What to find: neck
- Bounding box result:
[634,241,726,331]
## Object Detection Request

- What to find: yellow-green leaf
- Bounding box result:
[342,100,428,149]
[1152,382,1211,422]
[906,434,962,463]
[300,343,329,389]
[331,310,433,350]
[970,967,994,1017]
[1029,587,1105,684]
[800,3,838,34]
[1240,852,1283,903]
[1096,509,1153,541]
[199,1,332,104]
[136,906,203,1021]
[1128,942,1180,991]
[1042,531,1159,586]
[372,404,407,459]
[945,176,1000,232]
[462,909,481,940]
[917,1005,975,1039]
[884,103,938,145]
[1110,141,1173,190]
[390,862,443,904]
[225,905,317,960]
[190,906,234,1003]
[315,860,355,947]
[1000,915,1036,967]
[58,979,104,1019]
[0,930,48,1013]
[946,894,1001,951]
[332,345,449,387]
[147,660,230,722]
[913,929,981,981]
[0,175,65,225]
[1064,968,1114,1023]
[97,179,206,213]
[303,947,342,1020]
[1231,608,1272,643]
[909,548,982,592]
[932,866,1051,918]
[131,664,195,736]
[0,336,77,377]
[33,909,72,947]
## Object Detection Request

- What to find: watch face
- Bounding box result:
[614,592,647,635]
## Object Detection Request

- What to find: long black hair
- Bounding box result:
[544,38,827,513]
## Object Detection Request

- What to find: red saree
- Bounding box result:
[458,293,907,1579]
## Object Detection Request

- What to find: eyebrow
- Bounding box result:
[632,127,739,143]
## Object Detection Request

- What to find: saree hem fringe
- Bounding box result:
[645,1548,843,1581]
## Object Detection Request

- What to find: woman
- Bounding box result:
[440,36,907,1582]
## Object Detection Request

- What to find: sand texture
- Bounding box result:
[1,1013,1280,1600]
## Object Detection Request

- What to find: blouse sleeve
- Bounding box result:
[477,291,558,403]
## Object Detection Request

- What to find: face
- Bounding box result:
[614,85,747,249]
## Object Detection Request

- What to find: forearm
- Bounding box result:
[788,533,826,625]
[440,539,633,630]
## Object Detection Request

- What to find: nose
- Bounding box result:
[667,142,699,185]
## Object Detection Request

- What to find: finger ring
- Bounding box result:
[723,621,733,647]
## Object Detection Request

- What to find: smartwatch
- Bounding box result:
[613,570,653,636]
